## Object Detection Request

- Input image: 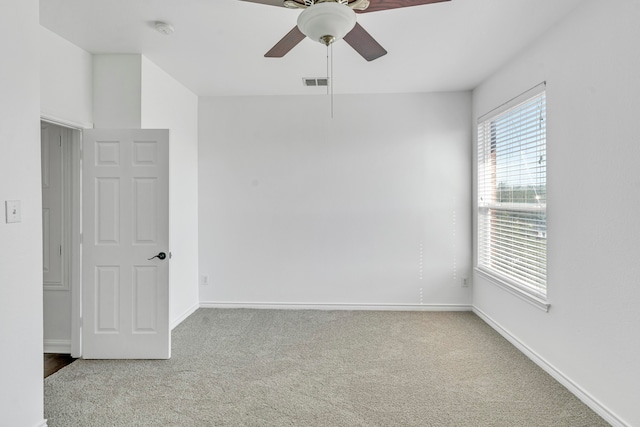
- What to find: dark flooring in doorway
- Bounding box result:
[44,354,76,378]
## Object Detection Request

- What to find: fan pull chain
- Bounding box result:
[326,44,330,97]
[331,43,334,119]
[324,42,335,118]
[326,43,334,118]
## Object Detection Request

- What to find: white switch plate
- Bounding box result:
[5,200,21,223]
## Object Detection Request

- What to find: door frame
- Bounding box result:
[41,114,84,358]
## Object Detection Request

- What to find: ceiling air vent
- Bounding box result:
[303,77,329,87]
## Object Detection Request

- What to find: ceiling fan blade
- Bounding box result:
[343,23,387,62]
[358,0,450,13]
[238,0,287,8]
[265,26,306,58]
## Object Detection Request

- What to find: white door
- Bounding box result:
[82,129,170,359]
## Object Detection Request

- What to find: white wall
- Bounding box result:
[93,54,141,129]
[199,92,472,308]
[472,1,640,426]
[0,1,46,426]
[40,27,93,127]
[141,57,200,326]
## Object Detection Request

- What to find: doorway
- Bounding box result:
[41,120,82,358]
[40,121,172,360]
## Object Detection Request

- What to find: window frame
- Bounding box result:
[475,83,550,311]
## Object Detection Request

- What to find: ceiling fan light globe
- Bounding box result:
[297,2,356,45]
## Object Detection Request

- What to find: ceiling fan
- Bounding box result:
[240,0,451,61]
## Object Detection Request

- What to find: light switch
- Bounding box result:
[5,200,21,223]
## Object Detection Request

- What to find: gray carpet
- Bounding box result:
[44,309,609,426]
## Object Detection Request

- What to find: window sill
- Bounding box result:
[474,268,550,312]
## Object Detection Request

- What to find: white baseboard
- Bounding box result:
[170,302,199,330]
[33,419,48,427]
[44,339,71,354]
[200,301,472,312]
[473,306,628,427]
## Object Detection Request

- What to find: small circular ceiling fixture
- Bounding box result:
[297,2,356,46]
[154,21,175,36]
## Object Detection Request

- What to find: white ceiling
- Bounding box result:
[39,0,584,97]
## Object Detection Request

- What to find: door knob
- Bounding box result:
[148,252,167,261]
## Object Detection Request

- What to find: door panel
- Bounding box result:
[96,266,119,332]
[133,266,158,331]
[82,129,170,359]
[133,178,158,243]
[96,178,120,244]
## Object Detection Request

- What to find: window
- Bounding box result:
[477,84,547,306]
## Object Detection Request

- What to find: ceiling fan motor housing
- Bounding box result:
[297,2,357,45]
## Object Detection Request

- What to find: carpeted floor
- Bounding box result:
[44,309,609,426]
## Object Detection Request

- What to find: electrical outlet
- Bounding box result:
[201,275,209,286]
[462,276,470,287]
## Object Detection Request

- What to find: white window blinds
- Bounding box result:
[477,85,547,300]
